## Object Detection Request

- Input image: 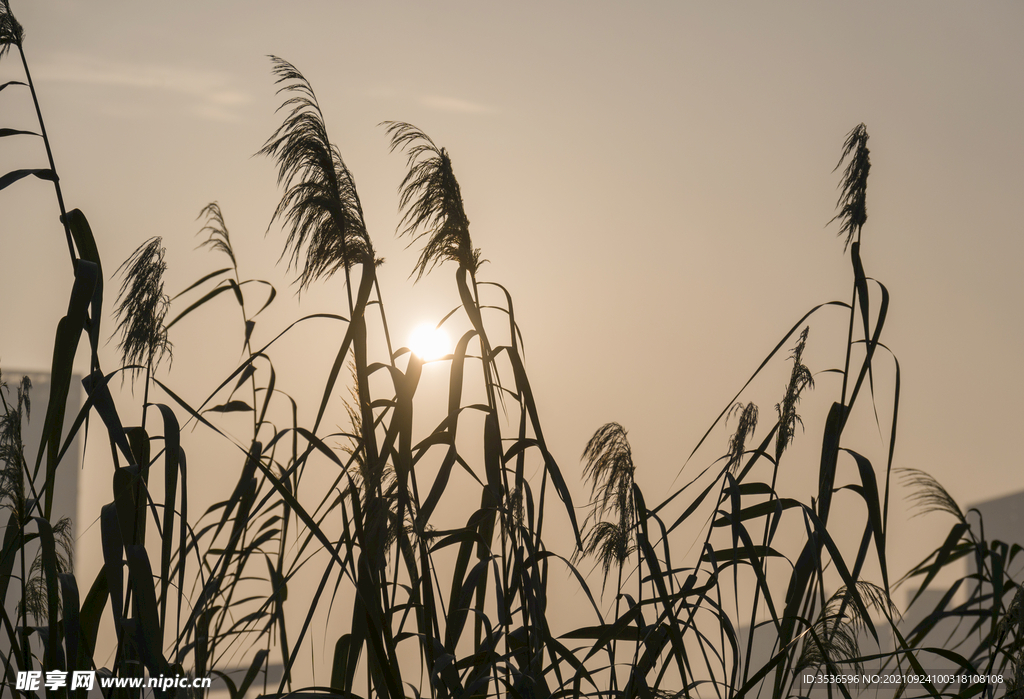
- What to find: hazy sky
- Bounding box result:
[2,1,1023,612]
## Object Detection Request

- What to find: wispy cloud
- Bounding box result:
[419,95,494,114]
[33,54,251,123]
[366,85,495,115]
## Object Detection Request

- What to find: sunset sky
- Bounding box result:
[3,1,1023,629]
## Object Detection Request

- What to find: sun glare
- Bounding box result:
[408,322,451,361]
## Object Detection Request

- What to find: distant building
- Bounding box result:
[0,370,83,685]
[969,489,1024,579]
[730,490,1024,697]
[0,370,82,544]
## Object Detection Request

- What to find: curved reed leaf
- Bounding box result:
[0,167,55,191]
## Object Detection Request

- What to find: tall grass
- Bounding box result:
[2,4,1022,698]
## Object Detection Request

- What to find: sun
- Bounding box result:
[408,322,451,361]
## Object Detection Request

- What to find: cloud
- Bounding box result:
[419,95,494,114]
[32,54,252,123]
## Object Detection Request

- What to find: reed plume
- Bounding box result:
[831,123,870,251]
[259,57,375,294]
[196,201,237,270]
[113,236,172,374]
[775,327,812,461]
[0,0,22,56]
[384,121,481,280]
[726,401,758,473]
[577,423,636,587]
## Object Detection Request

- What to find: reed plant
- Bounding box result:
[2,4,1023,698]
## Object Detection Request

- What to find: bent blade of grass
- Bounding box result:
[0,127,37,136]
[124,544,171,676]
[840,448,888,589]
[150,403,182,625]
[63,210,104,364]
[312,266,375,435]
[82,369,134,463]
[815,401,846,526]
[37,259,98,516]
[0,167,56,190]
[676,301,848,480]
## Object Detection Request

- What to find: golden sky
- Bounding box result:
[2,1,1022,616]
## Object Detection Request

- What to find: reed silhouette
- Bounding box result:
[2,3,1022,697]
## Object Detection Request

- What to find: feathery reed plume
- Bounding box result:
[831,123,870,251]
[774,327,812,462]
[726,402,758,474]
[897,467,965,522]
[259,57,374,292]
[581,520,635,587]
[795,582,894,676]
[23,516,73,622]
[0,0,23,57]
[196,201,236,270]
[581,422,635,522]
[383,121,481,280]
[577,423,637,589]
[114,237,172,375]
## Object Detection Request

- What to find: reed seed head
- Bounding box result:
[0,0,23,56]
[113,237,172,375]
[794,582,892,676]
[897,467,965,522]
[726,401,758,474]
[22,516,73,623]
[581,422,636,524]
[580,520,635,591]
[259,57,375,290]
[384,121,481,280]
[830,123,870,251]
[775,327,812,462]
[196,202,237,270]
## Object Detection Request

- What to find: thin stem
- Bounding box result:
[839,280,857,408]
[17,45,75,267]
[373,276,395,365]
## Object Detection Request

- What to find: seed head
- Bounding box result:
[113,237,172,375]
[0,0,24,57]
[830,124,870,251]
